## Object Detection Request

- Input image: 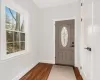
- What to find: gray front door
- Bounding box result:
[55,19,75,66]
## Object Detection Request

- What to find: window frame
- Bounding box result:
[0,0,29,60]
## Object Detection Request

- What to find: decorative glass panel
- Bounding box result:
[61,27,68,47]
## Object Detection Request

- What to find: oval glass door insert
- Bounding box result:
[61,26,68,47]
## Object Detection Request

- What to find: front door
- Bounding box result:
[55,19,75,66]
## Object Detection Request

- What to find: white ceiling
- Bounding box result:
[33,0,77,8]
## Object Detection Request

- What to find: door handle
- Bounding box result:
[70,42,74,47]
[84,47,91,51]
[70,45,74,47]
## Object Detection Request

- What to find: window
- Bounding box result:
[1,0,29,60]
[5,6,25,54]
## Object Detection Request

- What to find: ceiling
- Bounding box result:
[33,0,77,8]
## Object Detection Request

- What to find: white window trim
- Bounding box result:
[0,0,30,60]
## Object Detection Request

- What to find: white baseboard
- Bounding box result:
[79,68,88,80]
[39,60,55,64]
[12,63,38,80]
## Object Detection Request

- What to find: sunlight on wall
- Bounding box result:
[88,25,93,35]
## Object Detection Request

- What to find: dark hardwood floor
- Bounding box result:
[20,63,53,80]
[73,67,83,80]
[20,63,83,80]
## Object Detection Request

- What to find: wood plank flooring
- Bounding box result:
[20,63,53,80]
[73,67,83,80]
[20,63,83,80]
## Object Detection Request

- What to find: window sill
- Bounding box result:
[1,50,28,60]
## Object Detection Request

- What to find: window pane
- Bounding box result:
[5,7,16,30]
[20,33,25,41]
[20,42,25,50]
[15,12,20,31]
[20,15,24,32]
[7,43,13,54]
[14,42,20,52]
[6,31,13,42]
[14,32,19,42]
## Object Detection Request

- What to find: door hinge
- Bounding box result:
[80,66,82,70]
[81,18,83,21]
[81,3,83,6]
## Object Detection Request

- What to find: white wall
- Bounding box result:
[80,0,93,79]
[0,0,40,80]
[80,0,100,80]
[38,0,81,67]
[93,0,100,80]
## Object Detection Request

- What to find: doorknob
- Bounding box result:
[72,42,74,44]
[84,47,91,51]
[70,45,74,47]
[70,42,74,47]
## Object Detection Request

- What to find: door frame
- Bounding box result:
[53,17,77,67]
